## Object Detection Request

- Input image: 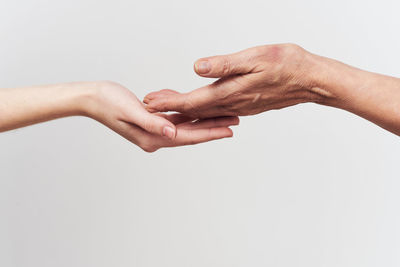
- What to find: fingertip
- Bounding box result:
[143,92,158,103]
[162,125,176,140]
[157,116,177,139]
[225,127,234,138]
[211,127,234,139]
[194,59,211,76]
[231,116,240,126]
[145,105,158,113]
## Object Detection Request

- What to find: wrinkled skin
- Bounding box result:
[144,44,324,118]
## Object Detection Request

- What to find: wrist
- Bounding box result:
[304,53,363,109]
[75,80,124,121]
[69,81,102,118]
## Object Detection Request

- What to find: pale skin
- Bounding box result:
[0,81,239,152]
[144,44,400,136]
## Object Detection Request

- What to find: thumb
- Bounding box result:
[135,111,177,139]
[194,50,252,78]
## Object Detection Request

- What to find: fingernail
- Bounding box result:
[195,60,211,74]
[163,126,175,139]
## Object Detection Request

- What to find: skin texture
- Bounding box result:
[144,44,400,136]
[0,81,239,152]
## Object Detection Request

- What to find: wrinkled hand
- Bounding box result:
[144,44,325,118]
[86,81,239,152]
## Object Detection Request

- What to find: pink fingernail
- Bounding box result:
[163,126,175,139]
[195,61,211,74]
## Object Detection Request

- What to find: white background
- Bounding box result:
[1,0,399,266]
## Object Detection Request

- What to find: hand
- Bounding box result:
[144,44,328,118]
[85,81,239,152]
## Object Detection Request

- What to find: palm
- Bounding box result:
[91,82,239,152]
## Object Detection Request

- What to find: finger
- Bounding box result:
[143,89,179,104]
[179,116,240,130]
[175,127,234,146]
[157,113,196,124]
[146,85,215,115]
[194,48,254,78]
[133,111,177,139]
[145,105,162,113]
[145,92,187,113]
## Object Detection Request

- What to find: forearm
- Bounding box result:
[310,55,400,136]
[0,82,95,132]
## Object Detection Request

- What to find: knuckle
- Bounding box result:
[143,119,156,133]
[159,98,173,112]
[221,57,232,75]
[182,94,199,114]
[252,44,305,63]
[283,43,305,57]
[254,43,307,76]
[287,43,302,50]
[257,44,285,63]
